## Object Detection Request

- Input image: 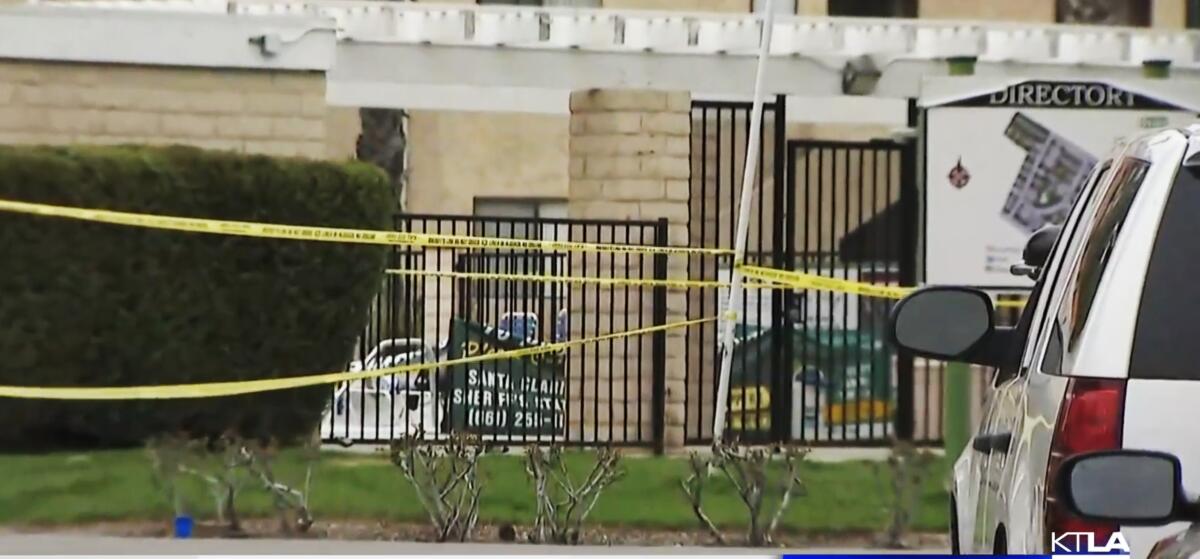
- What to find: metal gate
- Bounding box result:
[684,97,788,444]
[785,139,924,445]
[686,98,937,446]
[323,213,670,449]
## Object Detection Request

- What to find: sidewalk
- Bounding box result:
[0,533,946,555]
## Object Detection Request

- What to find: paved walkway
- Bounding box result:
[0,533,945,555]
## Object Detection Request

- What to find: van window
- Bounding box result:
[1021,162,1108,373]
[1131,165,1200,379]
[1065,159,1150,349]
[1040,157,1150,374]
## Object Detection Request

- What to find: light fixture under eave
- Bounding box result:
[841,54,881,96]
[1143,59,1171,79]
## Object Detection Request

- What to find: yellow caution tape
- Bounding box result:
[738,265,912,299]
[0,198,732,257]
[0,197,1023,306]
[386,269,726,289]
[0,316,717,400]
[737,264,1027,309]
[387,268,784,291]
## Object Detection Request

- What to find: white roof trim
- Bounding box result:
[34,0,1200,69]
[0,5,336,71]
[328,81,571,114]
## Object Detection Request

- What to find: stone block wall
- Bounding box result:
[0,60,341,159]
[567,88,690,449]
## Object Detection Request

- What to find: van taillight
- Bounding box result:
[1044,378,1126,551]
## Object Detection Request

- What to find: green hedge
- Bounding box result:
[0,145,393,448]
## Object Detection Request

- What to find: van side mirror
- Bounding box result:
[1011,226,1060,279]
[1024,225,1059,267]
[889,287,995,361]
[1058,450,1187,525]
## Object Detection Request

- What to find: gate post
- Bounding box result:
[769,95,792,444]
[895,105,920,442]
[652,218,669,454]
[567,88,691,450]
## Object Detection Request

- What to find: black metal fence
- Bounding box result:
[785,139,919,445]
[322,214,669,449]
[686,98,1035,447]
[685,97,788,444]
[686,96,950,446]
[322,98,1026,450]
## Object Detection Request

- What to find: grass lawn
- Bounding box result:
[0,448,950,533]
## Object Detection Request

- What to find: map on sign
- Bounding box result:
[446,318,566,437]
[1000,112,1098,234]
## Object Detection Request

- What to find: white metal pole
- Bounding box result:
[713,0,775,445]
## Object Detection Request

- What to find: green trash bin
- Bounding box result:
[725,324,777,440]
[794,329,894,441]
[726,325,895,442]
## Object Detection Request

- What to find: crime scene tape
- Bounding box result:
[0,316,717,401]
[737,264,1027,309]
[738,264,911,299]
[0,198,731,257]
[1,197,1026,305]
[385,268,782,290]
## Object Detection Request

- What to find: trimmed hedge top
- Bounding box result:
[0,145,393,448]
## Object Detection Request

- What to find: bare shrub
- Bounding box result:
[682,441,809,546]
[389,434,483,542]
[146,433,194,518]
[680,451,726,545]
[240,438,316,534]
[875,439,938,548]
[146,433,317,534]
[525,445,624,545]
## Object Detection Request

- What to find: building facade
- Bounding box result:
[401,0,1194,220]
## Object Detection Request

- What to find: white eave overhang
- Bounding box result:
[0,3,336,72]
[13,0,1200,114]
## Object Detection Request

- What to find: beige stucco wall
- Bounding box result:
[326,107,362,161]
[795,0,826,16]
[919,0,1055,22]
[0,59,348,159]
[1154,0,1188,28]
[602,0,748,11]
[405,110,568,215]
[567,88,690,448]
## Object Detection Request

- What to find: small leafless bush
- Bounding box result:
[874,439,938,549]
[389,434,483,542]
[240,438,316,534]
[681,441,809,546]
[146,433,194,518]
[525,445,624,545]
[146,432,316,534]
[680,452,726,545]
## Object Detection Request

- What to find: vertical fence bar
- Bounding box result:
[768,98,787,442]
[836,148,848,443]
[779,135,797,443]
[895,142,917,442]
[637,225,647,445]
[852,148,865,443]
[651,218,669,454]
[591,224,601,444]
[800,145,814,443]
[869,150,882,441]
[623,226,631,444]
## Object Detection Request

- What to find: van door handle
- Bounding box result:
[972,433,1013,454]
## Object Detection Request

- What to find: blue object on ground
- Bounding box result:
[173,515,193,539]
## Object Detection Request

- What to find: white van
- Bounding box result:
[890,125,1200,557]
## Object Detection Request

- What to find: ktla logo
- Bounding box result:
[1052,531,1132,557]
